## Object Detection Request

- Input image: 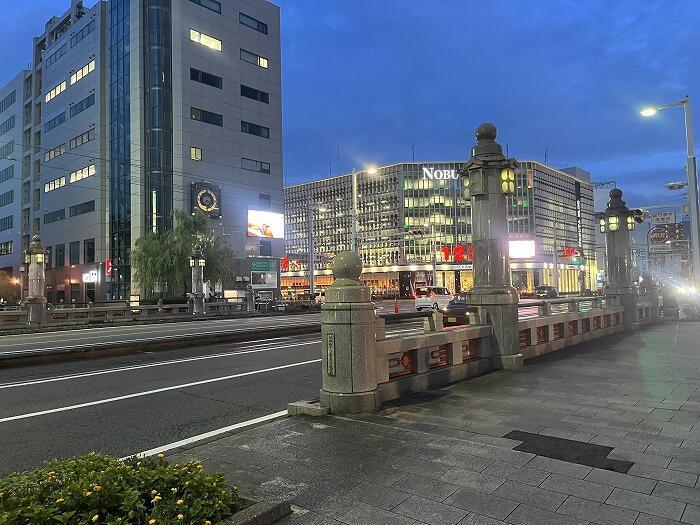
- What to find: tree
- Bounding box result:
[131,210,235,298]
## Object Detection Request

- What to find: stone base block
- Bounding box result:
[492,353,524,370]
[319,389,381,414]
[287,400,330,417]
[26,301,46,325]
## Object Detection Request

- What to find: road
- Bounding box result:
[0,321,424,475]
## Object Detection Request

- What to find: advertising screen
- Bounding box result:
[247,210,284,239]
[508,240,536,259]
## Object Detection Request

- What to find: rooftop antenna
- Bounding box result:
[411,136,415,161]
[544,147,548,165]
[505,140,509,158]
[337,138,340,175]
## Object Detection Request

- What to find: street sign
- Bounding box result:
[651,211,676,225]
[648,226,671,253]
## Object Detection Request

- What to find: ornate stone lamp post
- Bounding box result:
[24,234,47,325]
[189,245,206,315]
[461,123,522,369]
[599,188,639,330]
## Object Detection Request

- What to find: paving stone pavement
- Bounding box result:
[169,321,700,525]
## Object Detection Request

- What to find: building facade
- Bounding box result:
[284,161,596,297]
[1,0,282,303]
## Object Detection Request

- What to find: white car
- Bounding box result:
[414,286,454,311]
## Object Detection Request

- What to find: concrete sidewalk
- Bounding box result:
[169,321,700,525]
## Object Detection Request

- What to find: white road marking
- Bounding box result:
[0,359,321,423]
[0,340,321,389]
[125,410,289,459]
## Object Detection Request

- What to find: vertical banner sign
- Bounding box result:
[575,182,583,249]
[326,333,336,376]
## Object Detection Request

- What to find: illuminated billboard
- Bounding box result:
[247,210,284,239]
[508,240,536,259]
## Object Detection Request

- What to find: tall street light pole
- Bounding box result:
[641,95,700,285]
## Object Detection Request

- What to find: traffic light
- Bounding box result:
[673,221,688,240]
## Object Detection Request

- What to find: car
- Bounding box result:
[535,285,558,299]
[442,292,475,326]
[314,291,326,304]
[414,286,453,311]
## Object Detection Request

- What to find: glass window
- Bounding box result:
[69,200,95,217]
[241,121,269,138]
[239,13,268,34]
[55,244,65,266]
[84,238,95,263]
[190,147,202,161]
[70,94,95,117]
[188,0,221,13]
[259,193,271,210]
[0,116,15,136]
[45,81,67,103]
[0,165,13,183]
[0,241,12,256]
[44,176,66,192]
[0,91,15,113]
[0,215,12,231]
[45,112,66,132]
[70,19,96,46]
[69,241,80,265]
[240,49,268,69]
[69,128,96,149]
[44,144,66,162]
[44,208,65,223]
[0,190,13,207]
[189,29,222,51]
[190,68,222,89]
[259,239,272,257]
[240,84,269,103]
[46,246,52,268]
[70,59,96,85]
[190,107,223,126]
[69,164,96,183]
[45,45,67,68]
[241,157,270,173]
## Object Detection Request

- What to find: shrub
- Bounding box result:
[0,453,239,525]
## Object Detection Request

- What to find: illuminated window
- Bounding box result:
[70,59,96,85]
[44,176,66,193]
[190,147,202,160]
[240,49,268,69]
[189,29,222,51]
[45,81,67,103]
[69,164,96,183]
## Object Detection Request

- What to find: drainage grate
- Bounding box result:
[504,430,634,473]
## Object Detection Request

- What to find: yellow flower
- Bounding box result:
[177,515,184,520]
[151,490,158,495]
[149,520,156,525]
[55,498,64,503]
[177,499,184,505]
[152,495,162,503]
[92,515,99,522]
[157,453,165,459]
[171,487,178,493]
[93,485,102,491]
[204,521,212,525]
[84,491,93,497]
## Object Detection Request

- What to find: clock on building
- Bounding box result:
[191,182,222,218]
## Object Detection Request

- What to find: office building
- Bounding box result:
[0,0,282,303]
[283,161,596,297]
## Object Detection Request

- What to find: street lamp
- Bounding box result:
[640,94,700,285]
[23,234,48,324]
[189,245,206,315]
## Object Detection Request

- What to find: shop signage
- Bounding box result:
[648,226,671,253]
[251,258,278,289]
[440,245,472,262]
[651,211,675,225]
[82,270,98,283]
[440,241,536,261]
[422,167,459,180]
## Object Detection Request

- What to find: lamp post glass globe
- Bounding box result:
[640,107,658,117]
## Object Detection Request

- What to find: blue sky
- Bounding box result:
[3,0,699,206]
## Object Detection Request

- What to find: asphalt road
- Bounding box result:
[0,321,424,475]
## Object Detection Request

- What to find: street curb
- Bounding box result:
[0,324,321,369]
[218,500,291,525]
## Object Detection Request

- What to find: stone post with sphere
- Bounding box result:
[461,123,523,369]
[319,251,381,414]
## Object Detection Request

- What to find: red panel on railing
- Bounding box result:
[603,314,610,328]
[462,338,480,361]
[537,326,548,344]
[519,329,530,349]
[568,320,578,335]
[593,316,601,329]
[613,312,620,325]
[582,318,591,332]
[553,323,563,340]
[429,345,449,369]
[388,351,414,379]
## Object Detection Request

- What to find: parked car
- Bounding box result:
[414,286,453,311]
[442,293,474,326]
[314,291,326,304]
[535,285,558,299]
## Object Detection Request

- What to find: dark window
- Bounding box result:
[190,68,222,89]
[69,128,96,149]
[239,13,268,34]
[259,193,271,210]
[240,84,269,103]
[69,241,80,265]
[259,239,272,257]
[241,121,269,138]
[0,116,15,137]
[0,91,15,113]
[70,19,96,46]
[55,244,65,266]
[69,200,96,217]
[45,112,66,132]
[191,107,223,126]
[44,208,65,223]
[241,158,270,173]
[0,190,13,207]
[0,165,13,183]
[45,45,67,68]
[240,49,268,68]
[0,241,12,256]
[70,94,95,117]
[0,216,12,231]
[0,141,14,159]
[84,238,95,263]
[188,0,221,13]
